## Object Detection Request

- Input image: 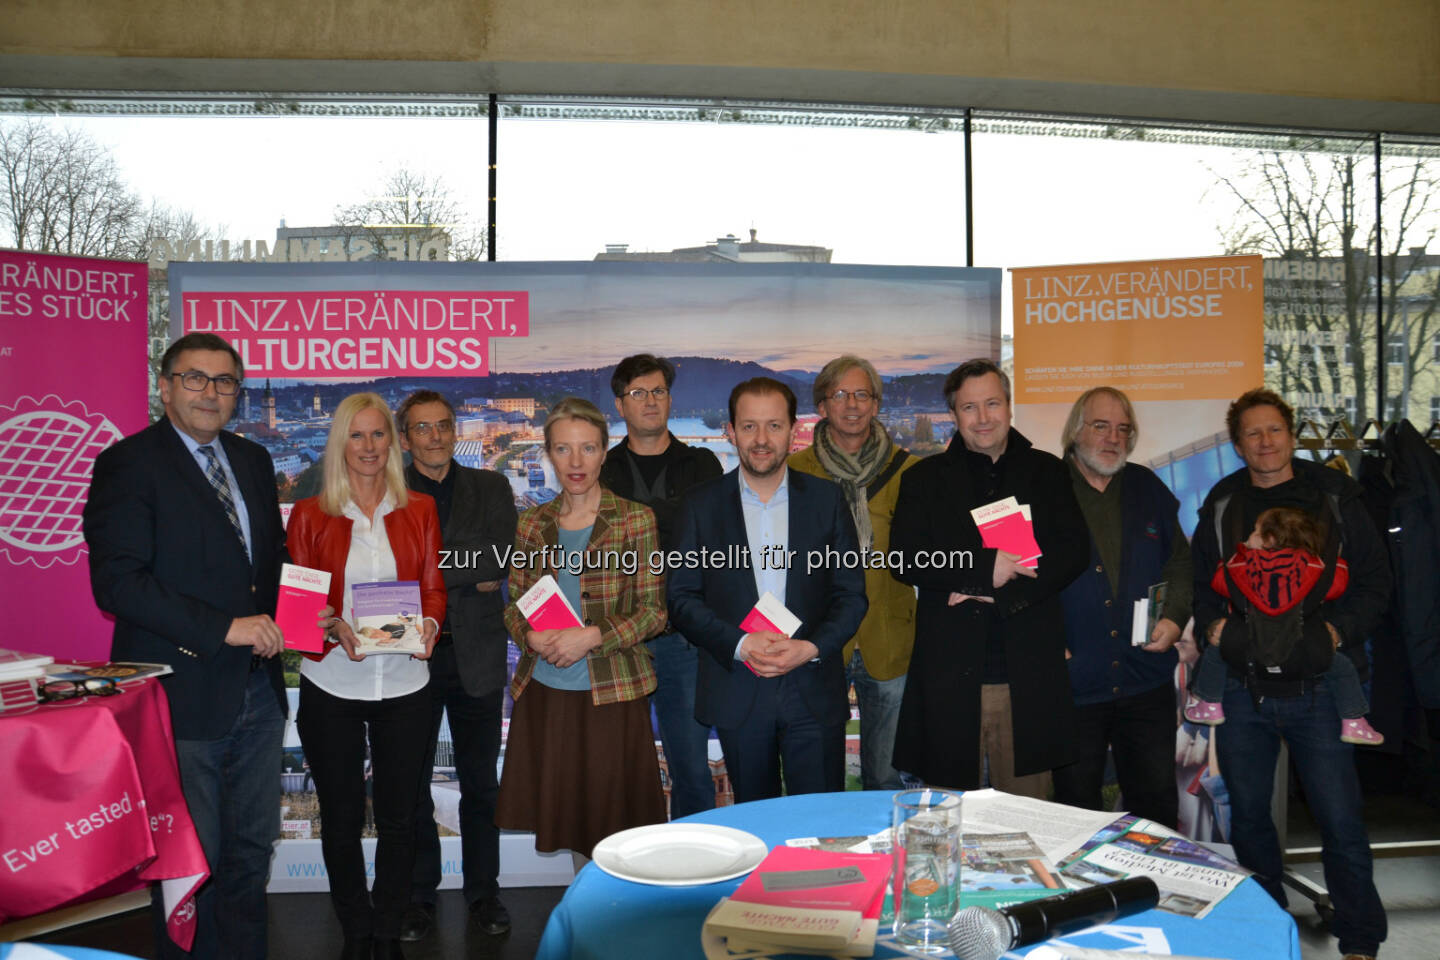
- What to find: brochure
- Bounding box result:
[1130,582,1169,647]
[970,496,1042,568]
[43,661,172,682]
[350,580,425,655]
[516,574,584,631]
[740,591,802,637]
[276,562,332,653]
[961,831,1067,910]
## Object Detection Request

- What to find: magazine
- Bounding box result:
[961,831,1067,909]
[44,661,173,683]
[350,580,425,655]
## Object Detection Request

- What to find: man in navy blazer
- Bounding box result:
[668,378,868,803]
[84,332,290,960]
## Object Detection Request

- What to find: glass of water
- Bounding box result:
[891,788,962,953]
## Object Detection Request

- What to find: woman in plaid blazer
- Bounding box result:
[495,397,668,862]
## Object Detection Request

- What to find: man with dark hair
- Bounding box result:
[600,354,724,818]
[1193,387,1388,960]
[890,358,1087,797]
[669,377,867,803]
[84,331,291,959]
[395,389,519,941]
[788,354,916,790]
[1052,386,1191,826]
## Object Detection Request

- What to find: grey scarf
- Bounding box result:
[812,419,894,550]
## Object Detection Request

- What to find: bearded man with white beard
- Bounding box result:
[1051,386,1193,827]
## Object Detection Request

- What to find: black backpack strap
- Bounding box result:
[866,449,911,502]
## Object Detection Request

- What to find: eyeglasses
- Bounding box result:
[827,389,874,404]
[169,371,241,396]
[38,677,122,702]
[1086,420,1134,438]
[625,387,669,401]
[407,419,455,437]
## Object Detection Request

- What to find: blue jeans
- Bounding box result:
[1215,676,1386,957]
[647,632,715,818]
[159,668,284,960]
[848,649,906,791]
[411,643,504,906]
[1195,646,1370,718]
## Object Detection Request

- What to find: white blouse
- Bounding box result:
[298,494,430,701]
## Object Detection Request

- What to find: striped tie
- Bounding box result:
[198,445,248,555]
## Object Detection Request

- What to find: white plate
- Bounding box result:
[592,823,768,886]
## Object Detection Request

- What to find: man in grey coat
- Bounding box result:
[395,390,519,940]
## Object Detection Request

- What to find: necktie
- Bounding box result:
[198,445,248,556]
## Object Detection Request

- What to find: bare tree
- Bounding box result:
[1213,149,1439,427]
[334,167,486,262]
[0,119,141,258]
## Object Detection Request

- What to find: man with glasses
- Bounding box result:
[83,331,289,959]
[394,390,518,941]
[788,355,915,790]
[1051,387,1191,827]
[600,354,723,818]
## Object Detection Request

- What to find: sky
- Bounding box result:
[62,110,1256,338]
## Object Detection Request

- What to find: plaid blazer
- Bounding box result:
[504,487,666,705]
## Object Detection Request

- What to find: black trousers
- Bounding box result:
[1051,682,1179,828]
[297,677,432,940]
[716,672,846,804]
[410,642,504,906]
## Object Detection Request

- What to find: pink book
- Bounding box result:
[517,574,584,630]
[276,563,332,653]
[731,846,891,914]
[738,591,802,675]
[977,510,1042,568]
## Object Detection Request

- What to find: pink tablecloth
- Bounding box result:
[0,679,208,949]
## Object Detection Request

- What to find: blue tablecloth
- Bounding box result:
[536,791,1301,960]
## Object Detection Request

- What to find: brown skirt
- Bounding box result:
[495,682,667,858]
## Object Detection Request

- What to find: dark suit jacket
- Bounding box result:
[407,463,519,699]
[667,469,868,730]
[83,419,287,740]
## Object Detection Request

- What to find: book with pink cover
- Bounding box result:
[516,574,584,630]
[276,563,332,653]
[971,497,1042,568]
[738,591,802,676]
[730,845,890,915]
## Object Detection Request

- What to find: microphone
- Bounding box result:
[947,876,1160,960]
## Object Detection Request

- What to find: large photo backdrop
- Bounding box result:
[169,259,1002,887]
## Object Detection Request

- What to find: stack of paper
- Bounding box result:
[971,496,1042,568]
[0,647,53,711]
[702,846,890,957]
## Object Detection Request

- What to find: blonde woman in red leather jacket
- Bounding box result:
[287,392,445,960]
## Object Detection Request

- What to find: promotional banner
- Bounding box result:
[0,250,149,661]
[1011,254,1264,465]
[170,259,1002,887]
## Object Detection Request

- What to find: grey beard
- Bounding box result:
[1075,445,1126,477]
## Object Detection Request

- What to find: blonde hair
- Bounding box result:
[319,392,409,516]
[1060,386,1139,455]
[543,396,609,450]
[812,355,882,409]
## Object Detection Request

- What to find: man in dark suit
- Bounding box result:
[395,390,518,941]
[668,377,868,803]
[83,332,290,960]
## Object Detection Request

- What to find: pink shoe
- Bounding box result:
[1340,717,1384,746]
[1184,698,1225,726]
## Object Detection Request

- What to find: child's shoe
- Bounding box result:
[1184,697,1225,726]
[1340,717,1384,746]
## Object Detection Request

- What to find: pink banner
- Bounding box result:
[0,250,149,661]
[182,289,530,376]
[0,679,208,949]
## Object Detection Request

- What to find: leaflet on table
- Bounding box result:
[961,789,1123,865]
[961,831,1067,910]
[516,574,583,630]
[1055,815,1248,920]
[970,496,1042,568]
[786,829,892,855]
[276,562,332,653]
[350,580,425,655]
[43,660,173,682]
[738,591,803,676]
[1130,582,1169,647]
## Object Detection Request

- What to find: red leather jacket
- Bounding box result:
[286,493,447,662]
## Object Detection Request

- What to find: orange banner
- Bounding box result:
[1012,255,1263,403]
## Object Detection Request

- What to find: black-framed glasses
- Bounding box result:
[38,677,122,702]
[407,419,455,437]
[625,387,669,401]
[828,389,874,403]
[1086,420,1134,438]
[170,371,241,396]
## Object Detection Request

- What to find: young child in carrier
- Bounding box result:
[1185,506,1383,745]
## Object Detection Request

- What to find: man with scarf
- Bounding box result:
[789,355,916,790]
